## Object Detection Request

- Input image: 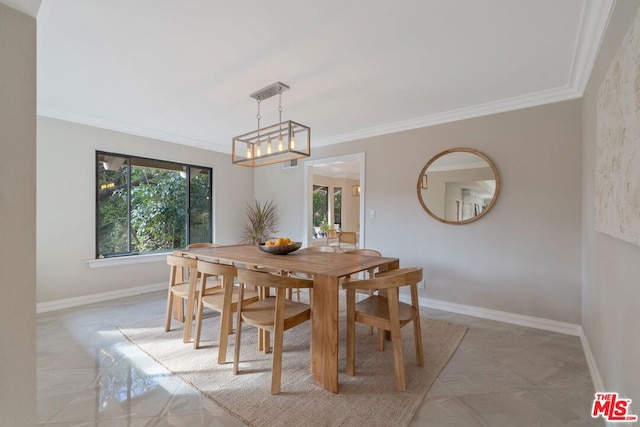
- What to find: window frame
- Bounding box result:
[95,150,213,259]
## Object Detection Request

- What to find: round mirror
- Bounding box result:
[417,148,500,224]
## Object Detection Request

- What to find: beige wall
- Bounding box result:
[582,0,640,404]
[0,3,37,425]
[37,117,254,303]
[256,99,583,324]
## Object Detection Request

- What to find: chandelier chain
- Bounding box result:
[256,99,261,129]
[278,89,283,123]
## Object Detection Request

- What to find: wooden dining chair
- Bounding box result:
[342,248,383,335]
[286,245,341,303]
[305,245,341,253]
[338,231,358,249]
[165,254,218,343]
[193,261,259,364]
[233,268,313,394]
[325,228,339,246]
[342,267,424,391]
[169,243,220,322]
[343,248,382,279]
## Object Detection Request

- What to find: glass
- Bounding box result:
[417,148,500,224]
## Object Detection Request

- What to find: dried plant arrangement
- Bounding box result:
[241,199,278,244]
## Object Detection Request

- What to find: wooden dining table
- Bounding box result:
[176,244,399,393]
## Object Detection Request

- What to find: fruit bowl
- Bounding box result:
[258,241,302,255]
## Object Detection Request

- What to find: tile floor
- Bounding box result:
[37,291,603,426]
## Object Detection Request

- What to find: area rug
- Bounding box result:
[118,307,467,427]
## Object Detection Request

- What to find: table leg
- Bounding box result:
[173,266,185,322]
[311,274,339,394]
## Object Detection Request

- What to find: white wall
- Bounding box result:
[0,3,37,425]
[582,0,640,404]
[37,117,254,303]
[256,99,583,324]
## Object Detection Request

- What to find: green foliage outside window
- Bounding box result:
[97,152,212,258]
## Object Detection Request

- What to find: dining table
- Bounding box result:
[176,244,399,394]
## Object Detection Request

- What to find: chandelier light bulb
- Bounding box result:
[267,137,272,154]
[290,131,296,150]
[256,142,262,157]
[278,136,284,152]
[246,144,252,159]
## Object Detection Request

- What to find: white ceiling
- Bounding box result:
[34,0,613,155]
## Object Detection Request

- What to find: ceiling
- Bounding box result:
[34,1,613,155]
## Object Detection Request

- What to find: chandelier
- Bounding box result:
[232,82,310,167]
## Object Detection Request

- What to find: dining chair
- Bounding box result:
[342,248,383,335]
[169,242,220,322]
[286,245,341,303]
[325,228,339,246]
[233,268,313,394]
[342,267,424,391]
[193,261,260,363]
[338,231,358,249]
[165,254,219,343]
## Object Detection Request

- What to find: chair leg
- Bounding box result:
[377,328,385,351]
[263,330,271,354]
[271,288,286,394]
[413,317,424,367]
[411,284,424,366]
[233,310,243,376]
[165,289,174,332]
[368,289,374,336]
[346,289,356,376]
[388,288,406,391]
[193,296,204,349]
[390,325,406,391]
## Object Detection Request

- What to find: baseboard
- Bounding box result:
[400,294,583,336]
[36,282,166,313]
[400,294,610,408]
[579,329,606,393]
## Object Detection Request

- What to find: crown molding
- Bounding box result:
[314,84,581,147]
[568,0,616,95]
[314,0,614,148]
[37,108,231,154]
[37,1,614,154]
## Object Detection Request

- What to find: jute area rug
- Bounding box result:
[119,306,467,427]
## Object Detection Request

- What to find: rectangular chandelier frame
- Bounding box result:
[232,120,310,167]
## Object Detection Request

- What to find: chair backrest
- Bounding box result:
[166,254,198,268]
[326,229,338,239]
[342,267,423,292]
[166,254,198,286]
[238,268,314,290]
[338,231,358,244]
[343,248,381,257]
[197,260,236,278]
[304,245,340,253]
[186,242,218,249]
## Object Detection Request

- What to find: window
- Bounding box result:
[333,187,342,229]
[312,185,328,228]
[96,151,212,258]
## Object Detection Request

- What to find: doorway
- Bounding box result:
[302,153,365,248]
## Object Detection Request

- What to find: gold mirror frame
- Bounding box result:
[417,148,500,225]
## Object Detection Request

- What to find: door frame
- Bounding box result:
[302,152,366,248]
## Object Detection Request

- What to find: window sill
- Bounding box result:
[87,252,169,269]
